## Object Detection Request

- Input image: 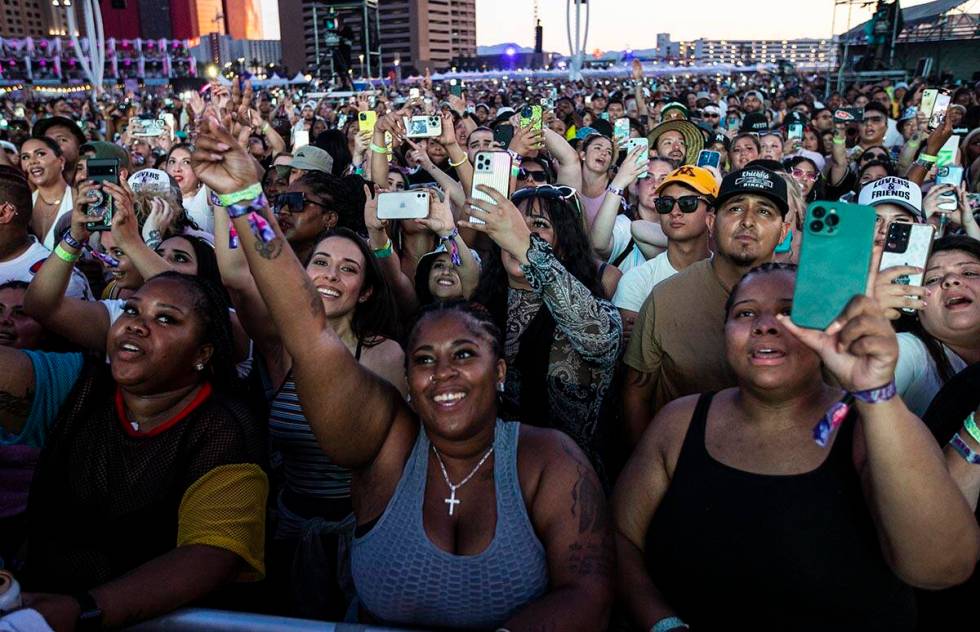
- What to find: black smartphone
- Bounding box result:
[493,123,515,148]
[84,158,120,232]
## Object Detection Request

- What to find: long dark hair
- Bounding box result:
[473,193,602,332]
[147,271,237,391]
[308,227,401,346]
[297,171,367,235]
[783,155,825,202]
[909,236,980,384]
[314,129,353,175]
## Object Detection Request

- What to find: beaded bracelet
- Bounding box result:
[216,182,263,207]
[964,412,980,444]
[53,243,80,264]
[949,433,980,465]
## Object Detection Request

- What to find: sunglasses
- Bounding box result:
[861,152,890,162]
[703,113,720,118]
[512,185,582,215]
[518,168,549,182]
[791,168,819,182]
[272,192,329,215]
[654,195,708,214]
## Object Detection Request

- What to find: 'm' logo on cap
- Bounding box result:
[676,166,697,177]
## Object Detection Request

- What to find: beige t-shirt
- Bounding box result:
[623,257,736,413]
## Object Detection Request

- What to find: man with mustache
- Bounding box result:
[621,167,790,443]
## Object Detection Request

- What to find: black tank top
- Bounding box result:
[645,393,915,631]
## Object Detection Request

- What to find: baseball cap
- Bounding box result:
[706,131,731,151]
[703,104,722,116]
[127,168,179,196]
[740,112,770,133]
[32,116,86,147]
[716,167,789,215]
[660,102,689,120]
[743,90,766,103]
[288,145,334,175]
[857,176,923,219]
[81,141,132,171]
[656,165,720,198]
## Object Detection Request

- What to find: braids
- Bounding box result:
[406,300,503,369]
[148,271,238,391]
[724,262,799,321]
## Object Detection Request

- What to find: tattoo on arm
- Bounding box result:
[560,438,614,579]
[254,238,283,260]
[0,388,34,419]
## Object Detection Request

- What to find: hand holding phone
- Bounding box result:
[696,150,721,170]
[467,151,512,225]
[377,190,430,220]
[83,159,121,232]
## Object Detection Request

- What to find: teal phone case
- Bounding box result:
[791,201,877,330]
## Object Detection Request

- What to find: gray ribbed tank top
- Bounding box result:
[351,420,549,629]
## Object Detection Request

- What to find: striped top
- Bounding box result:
[268,372,352,502]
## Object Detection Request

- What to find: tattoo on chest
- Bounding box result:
[0,387,34,419]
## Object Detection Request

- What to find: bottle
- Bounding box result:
[0,570,22,613]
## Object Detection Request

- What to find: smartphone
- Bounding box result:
[936,134,959,167]
[696,150,721,170]
[84,159,120,232]
[132,118,165,137]
[879,222,935,313]
[469,151,512,225]
[832,107,863,125]
[935,165,964,211]
[493,123,515,149]
[928,93,951,130]
[787,122,804,141]
[294,129,310,149]
[791,201,877,330]
[161,113,175,140]
[520,105,543,132]
[449,79,463,98]
[623,138,650,176]
[358,111,377,133]
[404,115,442,138]
[377,190,430,220]
[409,88,421,99]
[920,89,938,120]
[613,117,631,144]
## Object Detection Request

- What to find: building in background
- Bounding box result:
[226,0,264,39]
[0,0,74,38]
[279,0,477,76]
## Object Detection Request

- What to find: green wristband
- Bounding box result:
[919,153,938,164]
[964,412,980,445]
[54,243,80,263]
[369,143,388,155]
[217,183,264,207]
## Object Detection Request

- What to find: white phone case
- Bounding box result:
[469,151,512,225]
[377,191,430,220]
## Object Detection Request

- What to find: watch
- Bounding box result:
[73,591,103,631]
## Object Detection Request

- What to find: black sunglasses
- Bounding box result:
[518,168,549,182]
[654,195,708,214]
[272,192,330,215]
[861,152,890,162]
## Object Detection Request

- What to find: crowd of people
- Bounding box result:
[0,59,979,631]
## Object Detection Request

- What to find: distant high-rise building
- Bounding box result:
[0,1,73,38]
[279,0,477,76]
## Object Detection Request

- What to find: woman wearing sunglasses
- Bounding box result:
[464,183,622,478]
[194,120,614,630]
[214,195,404,617]
[783,155,824,202]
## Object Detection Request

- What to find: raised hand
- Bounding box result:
[459,185,532,264]
[872,265,928,319]
[102,180,141,250]
[631,58,643,82]
[436,111,457,146]
[778,295,898,392]
[363,183,387,233]
[417,189,455,237]
[612,145,648,189]
[190,116,260,195]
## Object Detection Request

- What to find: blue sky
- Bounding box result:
[260,0,938,50]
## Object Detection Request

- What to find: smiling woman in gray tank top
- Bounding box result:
[203,135,616,632]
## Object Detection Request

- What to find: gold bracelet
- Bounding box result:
[449,155,468,168]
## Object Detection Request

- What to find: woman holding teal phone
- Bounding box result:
[614,263,978,631]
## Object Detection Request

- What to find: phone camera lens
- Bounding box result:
[811,206,826,219]
[825,214,839,226]
[809,220,824,233]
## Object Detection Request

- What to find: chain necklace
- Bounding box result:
[431,444,494,516]
[37,193,63,206]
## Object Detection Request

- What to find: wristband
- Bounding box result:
[449,154,468,168]
[606,184,625,197]
[918,153,938,164]
[507,149,524,165]
[261,123,270,135]
[850,380,897,404]
[54,243,81,263]
[373,239,393,258]
[61,229,83,251]
[216,182,263,207]
[511,166,521,178]
[369,143,388,155]
[833,137,846,146]
[227,192,269,219]
[913,158,935,170]
[949,433,980,464]
[438,227,463,266]
[651,616,689,632]
[963,412,980,445]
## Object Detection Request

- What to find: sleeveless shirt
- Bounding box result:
[351,420,549,629]
[645,393,915,631]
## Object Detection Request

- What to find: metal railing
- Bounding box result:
[129,608,414,632]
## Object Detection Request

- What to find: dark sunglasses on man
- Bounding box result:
[654,194,710,214]
[272,191,330,215]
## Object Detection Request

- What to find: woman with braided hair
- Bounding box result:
[0,272,267,631]
[192,115,613,630]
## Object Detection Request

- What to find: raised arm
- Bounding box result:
[362,185,421,315]
[102,180,173,281]
[416,189,480,299]
[543,126,583,190]
[907,115,955,186]
[23,184,111,352]
[192,116,405,469]
[631,219,668,259]
[591,146,645,259]
[0,346,36,437]
[369,110,407,185]
[631,60,648,120]
[781,296,980,588]
[828,127,851,188]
